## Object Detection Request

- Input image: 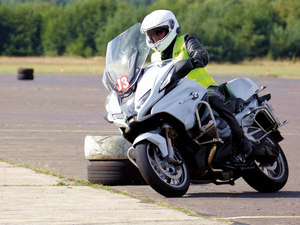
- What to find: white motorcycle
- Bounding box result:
[102,23,289,197]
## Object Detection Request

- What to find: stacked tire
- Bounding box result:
[84,135,145,185]
[17,68,34,80]
[87,160,145,185]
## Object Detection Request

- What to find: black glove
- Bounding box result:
[190,58,203,68]
[171,58,194,81]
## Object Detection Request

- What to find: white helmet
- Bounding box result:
[141,10,180,52]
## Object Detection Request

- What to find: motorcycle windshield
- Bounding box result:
[103,23,150,93]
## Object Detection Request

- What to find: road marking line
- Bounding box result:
[0,129,118,133]
[0,129,300,137]
[0,130,298,136]
[0,217,201,223]
[220,215,300,220]
[281,132,300,136]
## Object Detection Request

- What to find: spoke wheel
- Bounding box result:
[242,137,289,192]
[135,141,190,197]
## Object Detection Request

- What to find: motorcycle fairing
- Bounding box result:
[151,78,207,130]
[226,78,259,101]
[134,61,174,118]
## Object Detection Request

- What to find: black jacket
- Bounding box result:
[161,35,209,68]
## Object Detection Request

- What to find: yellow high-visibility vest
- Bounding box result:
[173,35,217,88]
[151,35,217,88]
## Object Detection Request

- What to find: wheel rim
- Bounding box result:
[256,153,286,180]
[146,144,188,188]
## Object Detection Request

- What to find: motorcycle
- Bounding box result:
[102,23,289,197]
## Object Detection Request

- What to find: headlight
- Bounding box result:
[121,96,136,116]
[159,71,173,91]
[136,90,151,109]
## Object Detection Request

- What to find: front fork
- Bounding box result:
[163,125,182,164]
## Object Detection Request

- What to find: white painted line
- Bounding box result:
[0,129,119,133]
[220,215,300,220]
[0,129,298,136]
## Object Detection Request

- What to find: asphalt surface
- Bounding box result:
[0,73,299,225]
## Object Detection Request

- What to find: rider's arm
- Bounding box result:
[168,35,210,83]
[185,35,209,68]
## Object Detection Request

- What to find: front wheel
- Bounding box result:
[135,141,190,197]
[242,137,289,192]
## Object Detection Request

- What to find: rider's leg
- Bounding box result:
[207,86,253,157]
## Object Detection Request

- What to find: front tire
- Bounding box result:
[135,141,190,197]
[242,138,288,192]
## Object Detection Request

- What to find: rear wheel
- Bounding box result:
[242,137,288,192]
[135,141,190,197]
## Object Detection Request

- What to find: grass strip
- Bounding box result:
[0,56,105,75]
[1,56,300,78]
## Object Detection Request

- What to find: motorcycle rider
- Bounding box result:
[140,9,253,159]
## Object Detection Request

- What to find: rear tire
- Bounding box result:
[242,138,288,192]
[135,141,190,197]
[87,160,146,185]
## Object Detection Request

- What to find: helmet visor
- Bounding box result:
[146,27,169,42]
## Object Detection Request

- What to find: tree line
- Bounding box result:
[0,0,299,62]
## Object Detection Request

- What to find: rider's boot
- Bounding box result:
[228,136,254,165]
[236,135,253,159]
